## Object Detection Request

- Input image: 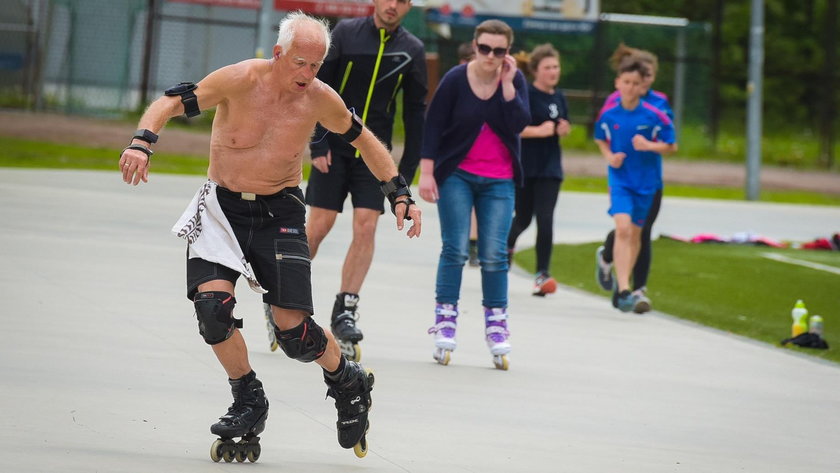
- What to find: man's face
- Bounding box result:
[372,0,411,30]
[275,39,326,93]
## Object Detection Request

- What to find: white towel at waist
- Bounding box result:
[171,180,267,294]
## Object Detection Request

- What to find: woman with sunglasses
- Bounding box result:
[419,19,530,370]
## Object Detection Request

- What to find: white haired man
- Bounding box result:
[119,12,421,461]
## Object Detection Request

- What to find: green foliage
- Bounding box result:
[515,239,840,363]
[599,0,840,167]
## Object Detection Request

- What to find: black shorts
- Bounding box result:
[186,186,313,314]
[305,150,385,213]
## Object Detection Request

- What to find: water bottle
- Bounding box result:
[808,315,824,337]
[791,300,809,337]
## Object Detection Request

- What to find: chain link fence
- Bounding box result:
[1,0,710,132]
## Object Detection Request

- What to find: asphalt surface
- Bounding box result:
[2,169,839,473]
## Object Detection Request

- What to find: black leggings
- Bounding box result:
[602,188,662,290]
[507,177,562,274]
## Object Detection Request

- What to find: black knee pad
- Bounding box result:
[193,291,242,345]
[274,316,327,362]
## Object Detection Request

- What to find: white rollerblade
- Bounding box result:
[428,303,458,365]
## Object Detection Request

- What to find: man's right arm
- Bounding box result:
[120,64,242,185]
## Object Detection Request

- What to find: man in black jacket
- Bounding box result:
[267,0,426,360]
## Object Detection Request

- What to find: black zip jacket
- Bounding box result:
[311,16,427,182]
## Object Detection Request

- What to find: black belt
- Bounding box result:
[216,185,301,201]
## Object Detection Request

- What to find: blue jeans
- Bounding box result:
[436,169,515,308]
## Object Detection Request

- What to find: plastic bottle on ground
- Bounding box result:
[791,300,809,337]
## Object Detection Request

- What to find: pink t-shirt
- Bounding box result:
[458,122,514,179]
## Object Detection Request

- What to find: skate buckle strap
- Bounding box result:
[435,308,458,317]
[485,325,509,336]
[333,311,358,326]
[486,312,508,322]
[427,320,457,334]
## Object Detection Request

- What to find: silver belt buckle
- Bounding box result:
[241,192,256,201]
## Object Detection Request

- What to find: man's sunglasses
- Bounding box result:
[476,43,508,58]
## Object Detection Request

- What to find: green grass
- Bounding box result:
[514,239,840,364]
[2,135,838,206]
[561,175,840,206]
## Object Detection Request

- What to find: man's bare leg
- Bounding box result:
[340,208,380,293]
[200,280,252,379]
[307,206,339,259]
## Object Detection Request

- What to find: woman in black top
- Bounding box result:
[507,44,571,296]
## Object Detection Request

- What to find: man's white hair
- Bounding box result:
[276,11,331,60]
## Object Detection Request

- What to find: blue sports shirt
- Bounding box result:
[602,89,674,121]
[594,100,675,193]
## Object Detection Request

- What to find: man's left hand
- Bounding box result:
[395,197,422,238]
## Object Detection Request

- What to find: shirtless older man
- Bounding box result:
[119,12,420,462]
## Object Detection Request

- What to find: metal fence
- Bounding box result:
[428,15,712,133]
[1,0,711,131]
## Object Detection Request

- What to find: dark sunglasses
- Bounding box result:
[476,43,508,58]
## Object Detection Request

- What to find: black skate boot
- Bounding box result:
[331,292,364,361]
[325,360,375,458]
[209,371,269,463]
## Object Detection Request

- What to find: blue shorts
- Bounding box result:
[608,186,655,226]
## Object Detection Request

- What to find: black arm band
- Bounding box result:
[133,128,159,144]
[339,113,364,143]
[380,175,414,219]
[122,144,153,158]
[164,82,200,118]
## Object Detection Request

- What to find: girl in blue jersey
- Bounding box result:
[595,44,674,313]
[506,43,571,296]
[593,57,677,312]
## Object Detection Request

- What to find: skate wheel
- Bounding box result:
[235,440,247,462]
[353,436,368,458]
[338,339,361,362]
[210,439,224,462]
[247,444,261,462]
[433,349,451,366]
[493,355,509,371]
[270,340,279,352]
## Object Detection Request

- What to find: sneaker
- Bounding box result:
[615,289,637,313]
[484,307,511,356]
[428,303,458,351]
[632,288,652,314]
[532,272,557,296]
[595,246,614,291]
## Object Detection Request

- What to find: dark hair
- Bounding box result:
[528,43,560,73]
[617,56,650,78]
[609,43,658,75]
[457,42,474,62]
[474,19,513,47]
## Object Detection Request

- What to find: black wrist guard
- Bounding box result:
[133,128,158,144]
[380,175,414,219]
[122,143,153,158]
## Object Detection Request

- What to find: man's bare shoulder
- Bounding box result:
[207,59,266,89]
[308,79,342,112]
